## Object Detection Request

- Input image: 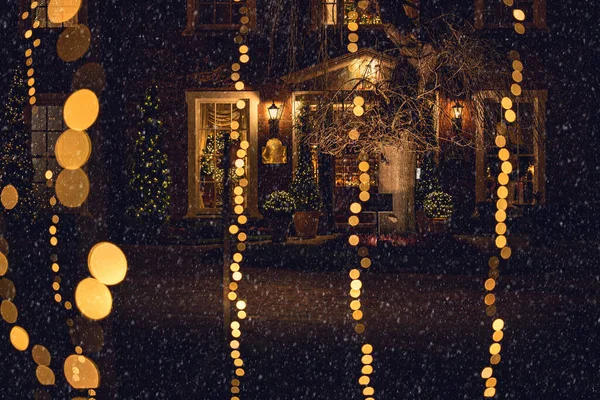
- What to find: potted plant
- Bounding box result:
[263,190,296,243]
[415,152,441,233]
[289,106,322,239]
[423,191,453,234]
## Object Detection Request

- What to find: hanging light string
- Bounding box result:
[226,1,253,398]
[480,1,526,397]
[0,3,60,394]
[345,2,376,399]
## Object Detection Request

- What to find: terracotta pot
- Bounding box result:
[426,217,449,235]
[269,215,292,243]
[293,211,320,239]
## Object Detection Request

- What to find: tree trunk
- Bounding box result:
[379,143,416,234]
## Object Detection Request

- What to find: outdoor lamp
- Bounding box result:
[452,101,464,121]
[268,102,281,122]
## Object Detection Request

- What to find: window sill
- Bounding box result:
[183,24,244,35]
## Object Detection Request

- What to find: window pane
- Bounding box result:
[47,106,63,131]
[198,4,215,25]
[31,132,46,156]
[48,131,61,156]
[32,107,46,131]
[215,4,230,24]
[32,158,46,182]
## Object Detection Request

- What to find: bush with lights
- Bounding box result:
[263,191,296,218]
[415,151,441,210]
[0,68,37,223]
[128,86,172,223]
[423,191,453,219]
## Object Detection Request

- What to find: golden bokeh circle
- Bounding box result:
[350,203,362,214]
[513,9,525,21]
[36,365,56,386]
[64,89,99,131]
[1,300,18,323]
[492,318,505,331]
[88,242,128,286]
[48,0,81,23]
[0,252,8,276]
[501,97,513,110]
[498,148,510,161]
[505,109,516,123]
[63,354,100,389]
[359,191,370,202]
[348,43,358,53]
[10,326,29,351]
[349,129,360,140]
[1,185,19,210]
[497,186,508,199]
[75,278,113,320]
[32,344,51,366]
[57,24,91,62]
[55,168,90,208]
[481,367,493,379]
[55,129,92,170]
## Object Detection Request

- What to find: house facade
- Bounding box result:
[8,0,593,238]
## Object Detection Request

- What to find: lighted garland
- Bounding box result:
[479,0,525,397]
[2,1,126,397]
[225,1,253,398]
[345,3,376,399]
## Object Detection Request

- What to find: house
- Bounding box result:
[6,0,597,238]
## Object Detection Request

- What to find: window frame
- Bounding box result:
[28,94,91,215]
[474,90,547,205]
[474,0,546,30]
[311,0,383,29]
[184,0,257,34]
[185,91,260,218]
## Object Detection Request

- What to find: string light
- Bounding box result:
[226,1,252,397]
[345,5,377,399]
[480,3,524,397]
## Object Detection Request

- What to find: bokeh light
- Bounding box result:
[75,278,113,320]
[10,326,29,351]
[55,129,92,170]
[57,24,91,62]
[87,242,127,286]
[55,168,90,208]
[63,89,100,131]
[63,354,100,389]
[48,0,81,23]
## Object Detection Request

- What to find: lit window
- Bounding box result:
[185,0,256,31]
[482,99,541,205]
[31,105,62,186]
[32,0,79,28]
[197,102,248,209]
[475,0,546,29]
[320,0,382,26]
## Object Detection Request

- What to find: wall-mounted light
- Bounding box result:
[268,102,282,122]
[262,101,286,164]
[452,101,464,121]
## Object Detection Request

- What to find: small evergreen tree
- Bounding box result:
[415,151,441,210]
[289,105,321,212]
[128,86,172,223]
[0,68,37,223]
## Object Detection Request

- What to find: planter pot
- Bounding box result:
[268,215,292,243]
[293,211,320,239]
[426,217,449,235]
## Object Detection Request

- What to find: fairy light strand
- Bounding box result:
[480,1,524,397]
[226,1,252,398]
[345,3,376,399]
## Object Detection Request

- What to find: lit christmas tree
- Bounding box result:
[128,86,172,223]
[289,105,321,212]
[0,68,37,223]
[415,151,441,210]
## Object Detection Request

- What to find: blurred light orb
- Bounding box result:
[64,89,99,131]
[57,24,91,62]
[64,354,100,389]
[10,326,29,351]
[75,278,112,320]
[55,168,90,208]
[56,129,92,170]
[36,365,56,386]
[32,345,51,366]
[48,0,81,23]
[1,185,19,210]
[0,252,8,276]
[1,300,18,323]
[88,242,127,286]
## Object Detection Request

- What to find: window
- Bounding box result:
[335,153,378,188]
[197,102,248,209]
[318,0,382,26]
[475,0,546,29]
[184,0,256,32]
[30,0,80,28]
[31,105,62,189]
[475,90,547,206]
[186,91,260,217]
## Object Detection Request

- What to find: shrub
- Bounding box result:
[424,191,453,218]
[263,191,296,217]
